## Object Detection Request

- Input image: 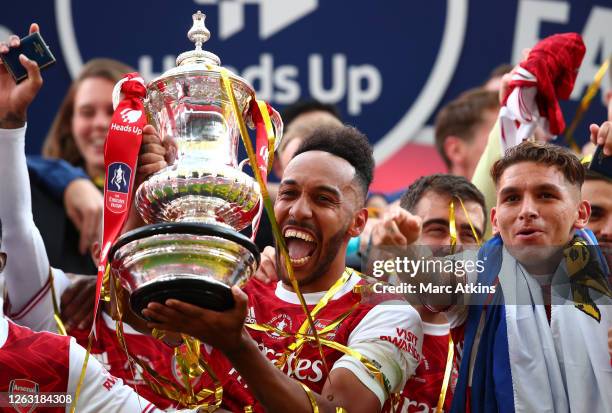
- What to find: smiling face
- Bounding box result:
[492,162,590,273]
[71,77,115,178]
[274,151,367,292]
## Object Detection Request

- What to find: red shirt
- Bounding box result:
[0,320,69,413]
[204,274,422,412]
[69,313,195,411]
[383,322,457,413]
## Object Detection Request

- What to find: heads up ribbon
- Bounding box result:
[93,73,146,334]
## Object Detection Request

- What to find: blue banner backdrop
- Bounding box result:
[2,0,610,191]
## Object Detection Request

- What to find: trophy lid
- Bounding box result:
[175,11,221,67]
[149,11,255,102]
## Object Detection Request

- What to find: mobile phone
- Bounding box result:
[0,31,56,83]
[589,144,612,179]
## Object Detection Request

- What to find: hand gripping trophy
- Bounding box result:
[108,11,283,316]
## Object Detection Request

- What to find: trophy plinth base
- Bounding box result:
[109,222,259,319]
[131,275,234,317]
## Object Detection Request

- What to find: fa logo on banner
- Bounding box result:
[106,162,132,214]
[109,163,129,192]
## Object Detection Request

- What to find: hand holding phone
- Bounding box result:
[0,23,46,129]
[0,31,55,83]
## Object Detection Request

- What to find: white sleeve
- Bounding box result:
[0,126,55,314]
[331,301,423,407]
[66,337,164,413]
[9,267,71,332]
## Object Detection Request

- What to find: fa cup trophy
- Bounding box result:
[108,11,283,316]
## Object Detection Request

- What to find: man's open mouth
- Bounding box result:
[283,227,318,267]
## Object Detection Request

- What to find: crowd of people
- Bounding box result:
[1,22,612,413]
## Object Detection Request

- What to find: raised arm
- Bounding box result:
[0,24,49,309]
[0,24,70,330]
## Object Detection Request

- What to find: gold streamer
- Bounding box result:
[300,382,320,413]
[99,264,111,302]
[246,269,353,373]
[449,200,457,254]
[217,67,329,378]
[48,268,67,336]
[457,198,482,247]
[565,58,610,154]
[245,270,390,401]
[248,323,389,398]
[435,336,455,413]
[69,334,93,413]
[288,270,352,354]
[117,320,223,409]
[448,197,482,254]
[111,273,222,410]
[255,99,276,173]
[126,329,222,408]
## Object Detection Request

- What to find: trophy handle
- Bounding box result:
[250,196,264,242]
[268,106,284,152]
[235,158,264,241]
[237,158,250,171]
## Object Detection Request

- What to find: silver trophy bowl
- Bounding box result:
[109,11,282,316]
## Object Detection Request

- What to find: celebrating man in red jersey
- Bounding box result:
[143,125,423,412]
[368,174,486,413]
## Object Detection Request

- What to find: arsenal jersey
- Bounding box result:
[6,269,202,411]
[69,313,182,411]
[205,271,423,412]
[0,317,164,413]
[383,322,458,413]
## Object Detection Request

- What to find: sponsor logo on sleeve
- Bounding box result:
[380,328,420,360]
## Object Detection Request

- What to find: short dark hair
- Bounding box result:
[400,174,487,228]
[434,88,499,169]
[282,100,342,128]
[293,125,374,201]
[491,141,585,187]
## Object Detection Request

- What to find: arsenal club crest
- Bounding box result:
[8,379,39,413]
